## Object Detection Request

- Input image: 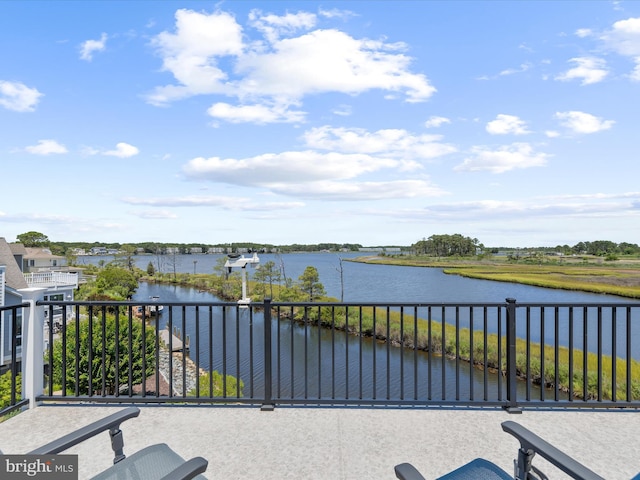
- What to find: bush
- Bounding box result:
[52,315,155,395]
[0,370,21,410]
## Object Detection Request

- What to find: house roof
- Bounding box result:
[0,237,28,289]
[24,247,64,260]
[9,242,27,256]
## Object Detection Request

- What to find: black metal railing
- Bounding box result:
[29,298,640,410]
[0,303,29,416]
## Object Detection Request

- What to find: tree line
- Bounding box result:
[411,234,482,257]
[14,232,362,255]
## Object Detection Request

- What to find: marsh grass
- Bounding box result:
[143,272,640,400]
[287,304,640,401]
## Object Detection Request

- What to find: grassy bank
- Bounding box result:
[142,272,639,401]
[288,304,640,401]
[350,256,640,299]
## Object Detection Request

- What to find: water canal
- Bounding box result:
[83,253,640,401]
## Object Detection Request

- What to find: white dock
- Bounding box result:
[159,329,188,352]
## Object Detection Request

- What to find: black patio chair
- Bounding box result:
[395,420,608,480]
[16,407,208,480]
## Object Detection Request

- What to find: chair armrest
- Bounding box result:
[501,421,605,480]
[29,407,141,455]
[394,462,427,480]
[158,457,208,480]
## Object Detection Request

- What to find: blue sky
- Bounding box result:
[1,1,639,248]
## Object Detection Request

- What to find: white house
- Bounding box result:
[1,237,79,369]
[22,247,65,272]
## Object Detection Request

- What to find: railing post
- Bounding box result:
[18,287,47,409]
[504,298,521,413]
[261,298,275,411]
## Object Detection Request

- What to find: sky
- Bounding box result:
[1,1,639,248]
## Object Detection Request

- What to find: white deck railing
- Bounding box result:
[23,271,79,289]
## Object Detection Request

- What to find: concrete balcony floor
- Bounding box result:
[2,405,639,479]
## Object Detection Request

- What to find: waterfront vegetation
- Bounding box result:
[351,255,640,299]
[51,315,156,396]
[282,304,640,401]
[138,266,640,401]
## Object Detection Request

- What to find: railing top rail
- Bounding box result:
[0,302,29,312]
[512,302,640,308]
[35,299,640,308]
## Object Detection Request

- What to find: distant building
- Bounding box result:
[189,247,203,254]
[23,247,65,272]
[207,247,226,254]
[90,247,107,255]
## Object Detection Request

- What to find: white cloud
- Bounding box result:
[318,8,356,20]
[133,210,179,219]
[554,111,615,134]
[455,143,548,174]
[25,139,68,155]
[575,28,593,38]
[302,126,456,159]
[104,142,140,158]
[602,17,640,57]
[485,114,530,135]
[545,130,560,138]
[234,29,434,103]
[499,62,532,76]
[270,179,446,200]
[80,33,108,61]
[123,195,304,211]
[555,57,608,85]
[183,151,398,186]
[402,192,640,223]
[248,9,317,43]
[146,9,244,105]
[147,8,435,122]
[331,104,352,116]
[207,102,306,124]
[631,58,640,81]
[0,81,43,112]
[424,116,451,128]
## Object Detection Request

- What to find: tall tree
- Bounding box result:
[298,266,326,302]
[16,231,49,247]
[252,260,281,298]
[77,266,138,301]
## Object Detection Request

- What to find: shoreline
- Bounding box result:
[347,256,640,299]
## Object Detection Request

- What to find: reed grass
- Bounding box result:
[287,304,640,401]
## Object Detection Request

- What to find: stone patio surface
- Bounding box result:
[1,404,639,479]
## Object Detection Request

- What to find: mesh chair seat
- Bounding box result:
[437,458,512,480]
[91,443,207,480]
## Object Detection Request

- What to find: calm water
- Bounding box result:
[81,251,637,303]
[82,253,640,401]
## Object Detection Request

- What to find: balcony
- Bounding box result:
[2,400,639,478]
[1,294,640,478]
[23,271,79,290]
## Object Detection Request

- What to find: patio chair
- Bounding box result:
[22,407,208,480]
[394,420,607,480]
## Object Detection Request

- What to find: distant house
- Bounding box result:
[189,247,203,254]
[22,247,65,272]
[207,247,226,254]
[1,237,79,370]
[90,247,107,255]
